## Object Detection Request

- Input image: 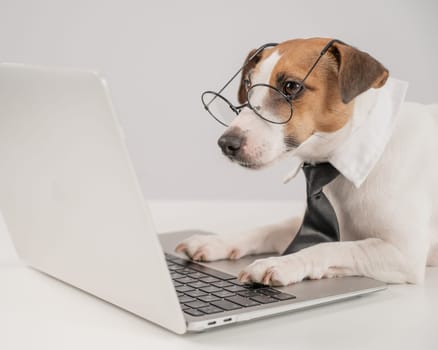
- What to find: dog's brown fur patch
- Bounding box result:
[331,41,389,104]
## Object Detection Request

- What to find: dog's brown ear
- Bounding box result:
[237,49,260,104]
[330,42,389,104]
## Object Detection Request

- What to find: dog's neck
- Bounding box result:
[284,77,409,187]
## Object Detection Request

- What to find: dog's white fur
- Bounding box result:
[176,48,438,286]
[228,51,288,168]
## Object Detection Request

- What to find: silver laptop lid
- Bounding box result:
[0,63,186,334]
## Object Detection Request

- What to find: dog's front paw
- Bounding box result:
[238,255,317,286]
[175,234,243,262]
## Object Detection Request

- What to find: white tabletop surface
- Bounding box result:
[1,200,437,350]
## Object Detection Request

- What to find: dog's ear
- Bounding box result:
[237,49,261,104]
[330,42,389,104]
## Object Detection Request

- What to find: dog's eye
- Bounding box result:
[283,81,303,97]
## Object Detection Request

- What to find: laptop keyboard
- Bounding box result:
[165,253,296,317]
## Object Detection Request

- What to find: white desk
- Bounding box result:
[1,201,437,349]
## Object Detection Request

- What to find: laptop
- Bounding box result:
[0,63,386,334]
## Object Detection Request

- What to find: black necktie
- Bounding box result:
[283,162,340,255]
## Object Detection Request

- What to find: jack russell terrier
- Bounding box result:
[176,38,438,286]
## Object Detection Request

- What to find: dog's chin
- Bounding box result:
[227,148,295,169]
[227,156,271,170]
[236,160,263,169]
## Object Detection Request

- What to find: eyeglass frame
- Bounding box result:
[201,39,346,127]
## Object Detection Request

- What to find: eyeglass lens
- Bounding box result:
[202,93,237,126]
[247,85,292,124]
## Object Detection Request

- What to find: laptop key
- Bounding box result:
[244,283,268,289]
[175,277,197,284]
[186,272,209,279]
[200,276,220,283]
[185,289,208,298]
[189,281,209,289]
[226,295,260,307]
[258,288,281,296]
[250,295,277,304]
[168,265,184,271]
[211,300,241,311]
[175,285,194,293]
[212,281,233,288]
[184,308,204,317]
[198,294,221,302]
[200,286,222,293]
[212,290,235,298]
[185,300,209,309]
[272,292,296,300]
[171,272,185,279]
[179,295,196,303]
[173,281,182,287]
[238,290,260,297]
[224,285,247,293]
[198,305,223,314]
[168,257,188,265]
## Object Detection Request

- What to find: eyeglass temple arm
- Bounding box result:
[205,39,345,108]
[300,39,346,84]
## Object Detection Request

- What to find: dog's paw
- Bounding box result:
[175,234,243,262]
[238,255,320,286]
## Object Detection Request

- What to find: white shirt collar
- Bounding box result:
[283,77,409,188]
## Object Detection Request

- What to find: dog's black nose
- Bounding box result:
[218,134,243,157]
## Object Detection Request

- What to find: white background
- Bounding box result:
[0,0,437,200]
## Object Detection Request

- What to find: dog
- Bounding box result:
[176,38,438,286]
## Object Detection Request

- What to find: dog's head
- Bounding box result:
[217,38,389,168]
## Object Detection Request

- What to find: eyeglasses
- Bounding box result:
[201,39,345,127]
